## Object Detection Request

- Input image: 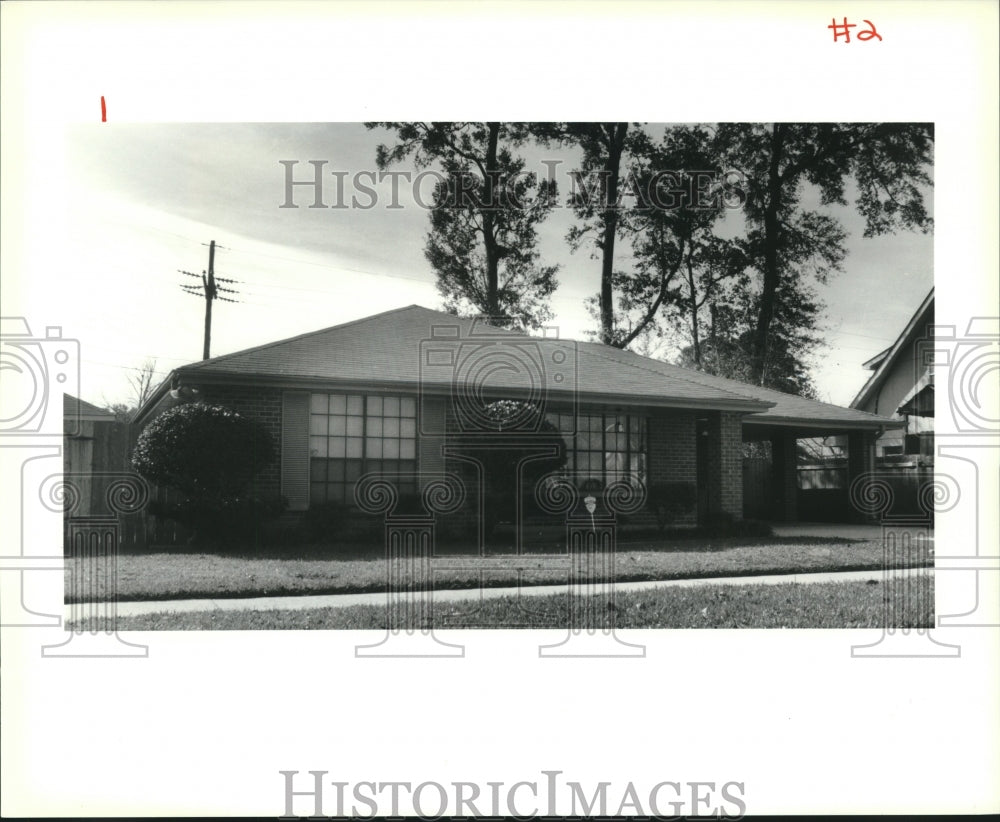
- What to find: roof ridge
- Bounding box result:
[183,304,425,371]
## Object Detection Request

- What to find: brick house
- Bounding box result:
[132,305,902,530]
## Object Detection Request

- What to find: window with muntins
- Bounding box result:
[546,411,647,488]
[309,393,417,505]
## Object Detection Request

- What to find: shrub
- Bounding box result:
[300,493,434,548]
[149,495,287,548]
[133,403,279,545]
[133,403,275,500]
[647,482,697,532]
[702,510,774,538]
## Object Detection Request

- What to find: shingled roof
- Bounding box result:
[146,305,900,431]
[63,393,115,420]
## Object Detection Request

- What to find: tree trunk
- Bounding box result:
[482,122,501,316]
[751,123,786,384]
[686,246,701,364]
[600,123,628,346]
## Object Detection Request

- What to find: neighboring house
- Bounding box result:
[63,394,129,517]
[850,288,935,459]
[133,305,903,529]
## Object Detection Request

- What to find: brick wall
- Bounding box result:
[195,383,285,499]
[648,411,698,526]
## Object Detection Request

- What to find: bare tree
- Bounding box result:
[104,358,159,422]
[127,358,159,410]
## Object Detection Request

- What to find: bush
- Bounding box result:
[702,511,774,538]
[133,403,275,500]
[133,403,279,545]
[149,495,287,548]
[300,493,444,549]
[647,482,697,532]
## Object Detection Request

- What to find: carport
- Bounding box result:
[740,401,905,524]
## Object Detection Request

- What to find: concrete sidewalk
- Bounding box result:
[77,566,932,619]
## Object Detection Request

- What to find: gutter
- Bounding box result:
[742,415,904,431]
[142,369,776,416]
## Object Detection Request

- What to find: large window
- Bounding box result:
[546,411,647,488]
[309,393,417,505]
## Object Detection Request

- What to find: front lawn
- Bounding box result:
[68,576,934,630]
[65,536,927,603]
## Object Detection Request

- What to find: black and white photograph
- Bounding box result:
[57,120,938,634]
[1,1,997,818]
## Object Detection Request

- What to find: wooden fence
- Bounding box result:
[743,456,935,523]
[797,461,934,522]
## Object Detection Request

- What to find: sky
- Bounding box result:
[50,122,933,409]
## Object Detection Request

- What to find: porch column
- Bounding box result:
[847,430,877,523]
[704,412,743,520]
[770,433,798,522]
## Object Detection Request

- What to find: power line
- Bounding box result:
[176,240,244,358]
[222,243,433,285]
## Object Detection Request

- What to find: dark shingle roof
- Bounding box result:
[64,394,114,419]
[168,305,898,429]
[575,342,902,428]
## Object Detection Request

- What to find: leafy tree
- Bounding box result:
[367,122,559,329]
[532,123,634,345]
[103,402,133,425]
[675,272,823,398]
[716,123,933,384]
[612,125,746,353]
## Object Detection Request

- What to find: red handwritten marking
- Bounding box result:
[101,96,106,122]
[828,17,881,43]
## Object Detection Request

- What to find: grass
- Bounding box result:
[67,576,935,630]
[64,536,928,603]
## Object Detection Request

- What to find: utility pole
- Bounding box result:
[202,240,216,360]
[178,241,241,360]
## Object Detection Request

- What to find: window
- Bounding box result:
[309,393,417,505]
[546,411,646,488]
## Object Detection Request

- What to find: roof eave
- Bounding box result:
[170,368,774,413]
[850,288,934,410]
[132,372,177,427]
[743,414,905,431]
